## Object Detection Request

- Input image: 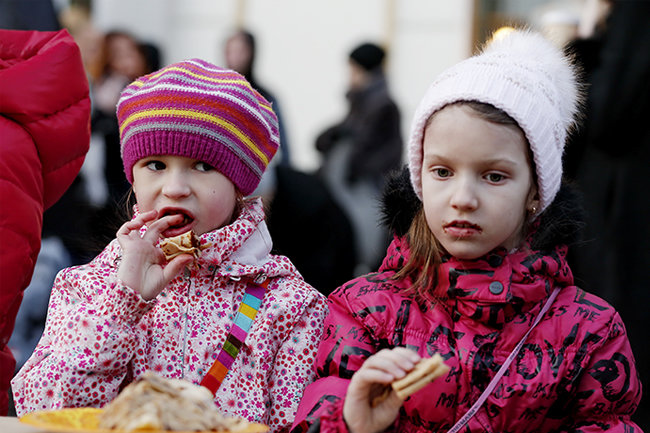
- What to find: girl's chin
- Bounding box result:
[440,244,490,261]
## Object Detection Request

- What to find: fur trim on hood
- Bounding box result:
[380,165,585,252]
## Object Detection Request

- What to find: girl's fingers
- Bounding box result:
[143,214,184,241]
[117,210,158,236]
[162,255,194,283]
[354,366,398,385]
[363,348,420,380]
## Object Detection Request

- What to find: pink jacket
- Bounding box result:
[292,236,642,432]
[12,199,328,432]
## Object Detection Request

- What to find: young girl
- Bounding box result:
[291,30,642,432]
[11,59,328,432]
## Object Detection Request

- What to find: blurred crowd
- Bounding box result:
[1,0,648,426]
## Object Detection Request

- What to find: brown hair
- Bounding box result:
[393,101,537,300]
[392,208,444,302]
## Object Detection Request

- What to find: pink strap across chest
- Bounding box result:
[447,286,561,432]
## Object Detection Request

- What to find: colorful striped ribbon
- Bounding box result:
[200,277,268,394]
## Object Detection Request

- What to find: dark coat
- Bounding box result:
[316,75,402,187]
[565,2,650,425]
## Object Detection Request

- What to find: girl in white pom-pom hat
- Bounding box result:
[291,29,642,432]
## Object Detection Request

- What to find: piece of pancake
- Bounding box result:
[98,371,253,431]
[371,353,449,406]
[159,231,201,261]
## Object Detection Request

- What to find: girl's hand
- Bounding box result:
[116,210,195,300]
[342,348,421,433]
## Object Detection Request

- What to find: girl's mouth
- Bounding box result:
[159,208,195,237]
[443,220,482,238]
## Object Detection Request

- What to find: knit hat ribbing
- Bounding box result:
[407,30,580,214]
[117,58,279,196]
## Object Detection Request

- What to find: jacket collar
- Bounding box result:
[381,236,574,328]
[129,198,283,280]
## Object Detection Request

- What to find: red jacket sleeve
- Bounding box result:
[0,28,90,415]
[0,29,91,209]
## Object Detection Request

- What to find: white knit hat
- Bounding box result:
[407,29,581,214]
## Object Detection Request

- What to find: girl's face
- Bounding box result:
[132,155,237,237]
[420,104,539,260]
[224,33,252,75]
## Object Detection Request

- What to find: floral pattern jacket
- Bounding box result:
[12,199,328,432]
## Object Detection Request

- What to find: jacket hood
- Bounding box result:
[380,165,586,252]
[0,29,90,209]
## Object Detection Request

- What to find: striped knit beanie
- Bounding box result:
[407,30,580,214]
[117,58,279,195]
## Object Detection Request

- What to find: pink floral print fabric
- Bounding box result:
[12,199,328,432]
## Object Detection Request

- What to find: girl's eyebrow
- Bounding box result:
[480,157,519,167]
[423,153,520,168]
[422,152,449,163]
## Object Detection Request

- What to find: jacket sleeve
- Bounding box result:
[291,285,381,433]
[266,284,328,432]
[11,264,155,416]
[561,311,643,432]
[345,101,402,184]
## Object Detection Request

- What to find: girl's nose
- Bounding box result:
[450,178,479,211]
[162,171,191,198]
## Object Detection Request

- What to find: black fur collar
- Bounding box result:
[380,165,585,251]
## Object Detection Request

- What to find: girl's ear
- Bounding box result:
[526,187,540,216]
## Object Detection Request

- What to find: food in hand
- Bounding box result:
[159,230,201,261]
[98,371,253,431]
[371,353,449,406]
[391,353,449,399]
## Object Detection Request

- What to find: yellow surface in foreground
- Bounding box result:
[20,408,268,433]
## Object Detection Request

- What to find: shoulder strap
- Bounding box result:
[447,286,561,432]
[200,277,269,395]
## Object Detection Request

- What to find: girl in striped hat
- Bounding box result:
[12,59,328,432]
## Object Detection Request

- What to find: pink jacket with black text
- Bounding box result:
[291,168,642,432]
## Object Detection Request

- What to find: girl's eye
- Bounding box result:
[146,160,166,171]
[486,173,506,183]
[195,162,215,172]
[433,167,452,178]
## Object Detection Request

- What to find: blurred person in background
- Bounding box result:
[224,29,291,167]
[90,31,162,247]
[58,0,105,85]
[92,30,151,207]
[0,28,91,415]
[316,42,403,275]
[8,238,71,374]
[224,32,356,296]
[265,164,358,297]
[564,0,650,425]
[0,0,60,31]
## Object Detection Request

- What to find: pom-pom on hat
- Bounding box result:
[117,58,279,196]
[407,29,581,214]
